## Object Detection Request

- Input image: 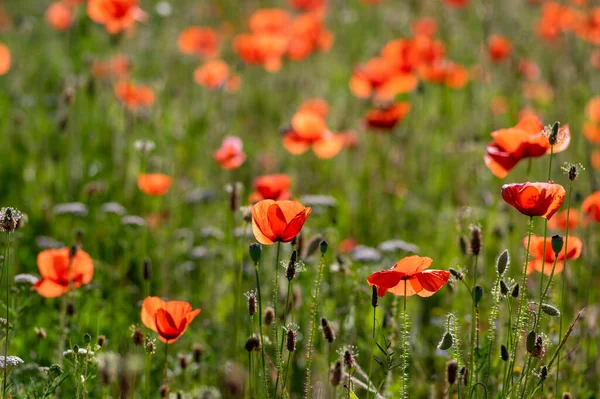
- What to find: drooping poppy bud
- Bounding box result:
[551,235,564,256]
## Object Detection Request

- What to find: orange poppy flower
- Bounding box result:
[32,248,94,298]
[501,182,566,219]
[484,115,570,178]
[251,200,312,245]
[488,35,512,63]
[46,2,73,32]
[289,0,326,13]
[349,57,396,99]
[87,0,146,34]
[582,191,600,222]
[363,102,411,130]
[249,174,292,203]
[114,80,155,110]
[0,42,10,75]
[213,136,246,170]
[141,296,201,344]
[298,98,329,117]
[249,9,291,35]
[524,235,583,275]
[193,59,231,90]
[411,17,437,37]
[583,121,600,144]
[591,150,600,170]
[548,209,583,231]
[518,59,541,81]
[137,173,172,196]
[282,111,345,159]
[585,96,600,122]
[177,27,219,59]
[92,54,131,79]
[367,256,449,297]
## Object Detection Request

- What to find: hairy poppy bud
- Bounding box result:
[73,344,79,353]
[470,226,482,256]
[371,285,378,308]
[496,250,509,275]
[472,285,483,305]
[330,361,342,387]
[501,344,509,361]
[286,250,298,281]
[84,333,91,344]
[500,280,509,295]
[526,331,537,353]
[143,259,151,281]
[541,303,560,317]
[511,283,520,298]
[548,121,560,146]
[449,268,464,280]
[249,243,262,264]
[446,360,458,384]
[551,235,564,256]
[540,365,548,380]
[263,307,274,326]
[320,240,328,255]
[438,332,453,350]
[245,336,261,352]
[321,317,335,343]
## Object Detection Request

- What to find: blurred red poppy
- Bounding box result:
[251,200,312,245]
[249,174,292,203]
[88,0,146,34]
[501,182,566,219]
[548,209,583,231]
[46,2,73,32]
[525,235,582,275]
[443,0,469,8]
[137,173,173,196]
[214,136,246,170]
[367,256,449,297]
[282,110,345,159]
[33,248,94,298]
[363,102,411,130]
[0,43,10,75]
[488,35,512,63]
[193,59,231,90]
[114,80,155,110]
[141,297,201,344]
[177,27,219,59]
[582,191,600,222]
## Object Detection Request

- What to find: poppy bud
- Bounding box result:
[496,250,509,275]
[320,240,328,255]
[263,307,274,326]
[249,243,262,264]
[449,268,464,280]
[541,303,560,317]
[286,250,298,281]
[73,344,79,353]
[540,365,548,380]
[458,235,468,256]
[446,360,458,385]
[511,283,520,298]
[192,344,203,363]
[97,335,106,348]
[551,235,564,256]
[501,344,509,361]
[548,121,560,146]
[69,245,78,259]
[500,280,509,295]
[321,317,335,343]
[67,300,76,316]
[245,336,261,352]
[178,354,189,370]
[330,361,342,387]
[470,226,482,256]
[438,332,453,350]
[84,333,91,344]
[132,329,144,346]
[371,285,378,308]
[286,328,297,352]
[526,331,537,353]
[472,285,483,305]
[143,259,151,281]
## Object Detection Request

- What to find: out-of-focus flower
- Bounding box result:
[363,102,411,130]
[32,248,94,298]
[524,234,582,275]
[46,2,73,32]
[137,174,173,196]
[194,59,240,92]
[0,43,10,75]
[88,0,146,34]
[488,35,512,63]
[249,174,292,203]
[114,80,155,110]
[177,27,219,59]
[214,136,246,170]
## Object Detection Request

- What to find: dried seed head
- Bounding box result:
[371,285,378,308]
[178,354,189,370]
[562,393,572,399]
[547,121,560,146]
[284,324,298,352]
[541,303,560,317]
[97,335,106,349]
[330,361,342,387]
[249,243,262,264]
[143,259,151,281]
[244,336,261,352]
[449,268,464,280]
[511,283,520,298]
[531,336,546,359]
[132,330,144,346]
[438,332,453,350]
[0,207,22,233]
[192,344,203,363]
[446,359,458,385]
[321,317,335,343]
[159,384,169,398]
[263,307,275,326]
[227,183,240,213]
[500,280,509,296]
[460,365,468,386]
[562,162,584,181]
[496,250,509,275]
[145,337,156,355]
[551,235,564,256]
[540,365,548,380]
[501,344,509,361]
[338,346,358,369]
[470,226,482,256]
[245,290,257,316]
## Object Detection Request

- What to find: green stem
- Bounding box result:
[2,232,10,399]
[273,242,281,346]
[367,304,376,399]
[274,279,292,397]
[401,280,408,399]
[254,262,267,397]
[469,255,478,392]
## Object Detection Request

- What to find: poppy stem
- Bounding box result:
[469,254,479,392]
[400,280,408,399]
[1,232,10,399]
[367,303,377,399]
[274,279,292,397]
[253,261,268,398]
[164,342,169,388]
[273,241,281,347]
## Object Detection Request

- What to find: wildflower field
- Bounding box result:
[1,0,600,397]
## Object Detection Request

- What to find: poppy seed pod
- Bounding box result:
[501,344,509,361]
[321,317,335,343]
[446,360,458,384]
[511,283,520,298]
[249,243,262,264]
[551,235,564,256]
[472,285,483,305]
[371,285,378,308]
[470,226,482,256]
[496,250,509,275]
[143,259,151,281]
[541,303,560,317]
[320,240,328,255]
[263,307,275,326]
[500,280,509,296]
[330,361,342,387]
[438,332,453,350]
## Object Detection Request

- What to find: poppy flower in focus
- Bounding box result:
[367,255,449,297]
[249,174,292,203]
[141,296,201,344]
[137,173,173,196]
[114,80,155,110]
[488,35,512,63]
[582,191,600,222]
[363,102,411,130]
[548,209,582,231]
[251,199,312,245]
[33,248,94,298]
[484,115,570,178]
[88,0,146,34]
[214,136,246,170]
[0,42,10,75]
[177,27,219,59]
[282,110,345,159]
[501,182,566,220]
[46,2,73,32]
[525,234,583,275]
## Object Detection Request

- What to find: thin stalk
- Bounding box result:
[469,254,478,391]
[367,303,376,399]
[164,343,169,389]
[274,279,292,397]
[1,232,10,399]
[401,279,408,399]
[272,242,281,345]
[253,262,267,397]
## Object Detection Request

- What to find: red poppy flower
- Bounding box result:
[193,59,234,90]
[548,209,583,231]
[114,80,155,110]
[484,115,570,178]
[363,102,411,130]
[177,27,219,59]
[92,54,130,79]
[0,43,10,75]
[33,248,94,298]
[501,182,566,219]
[282,111,344,159]
[87,0,146,34]
[488,35,512,63]
[46,2,73,32]
[524,235,583,275]
[137,173,173,196]
[141,297,201,344]
[582,191,600,223]
[367,256,449,297]
[213,136,246,170]
[442,0,469,8]
[249,174,292,203]
[251,200,312,245]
